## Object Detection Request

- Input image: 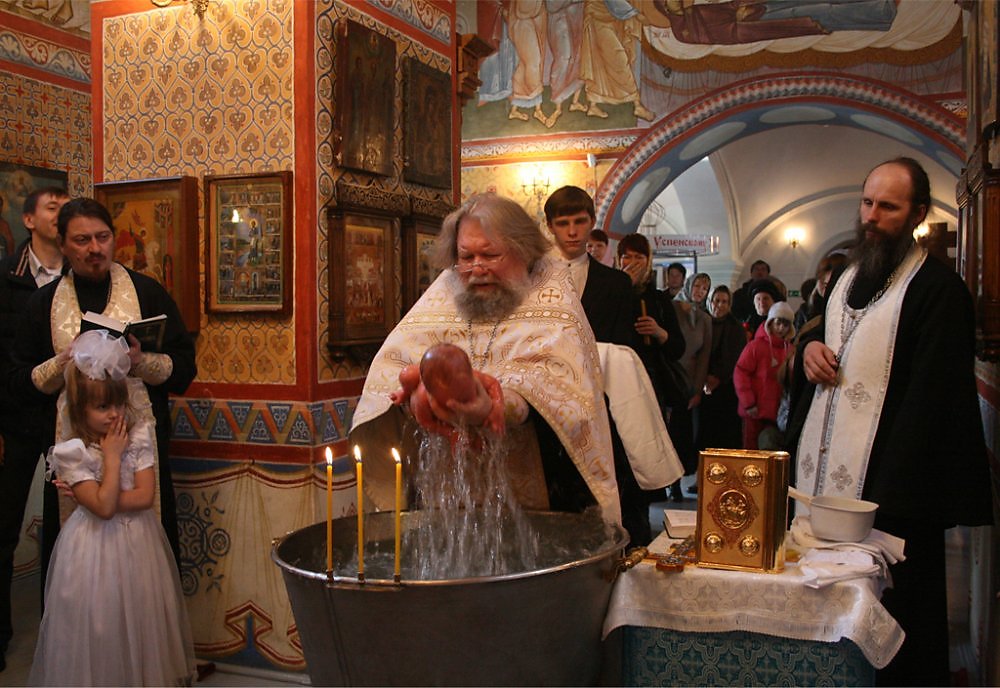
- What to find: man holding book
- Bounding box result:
[0,187,68,672]
[7,197,196,566]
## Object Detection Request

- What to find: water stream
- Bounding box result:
[407,429,542,579]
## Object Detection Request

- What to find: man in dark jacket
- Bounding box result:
[731,259,771,322]
[544,186,636,347]
[0,187,68,671]
[544,186,653,543]
[8,198,197,574]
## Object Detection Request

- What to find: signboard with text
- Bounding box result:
[650,234,720,255]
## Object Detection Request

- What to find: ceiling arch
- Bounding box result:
[595,72,964,236]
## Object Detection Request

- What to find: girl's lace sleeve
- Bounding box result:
[45,439,96,486]
[122,421,156,473]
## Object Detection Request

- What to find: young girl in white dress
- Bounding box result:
[29,330,195,686]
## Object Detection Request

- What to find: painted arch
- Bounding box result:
[595,72,965,235]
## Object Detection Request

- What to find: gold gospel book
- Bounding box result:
[695,449,789,573]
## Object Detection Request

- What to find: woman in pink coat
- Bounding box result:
[733,301,795,449]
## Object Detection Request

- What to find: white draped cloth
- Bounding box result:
[597,342,682,490]
[351,256,621,525]
[604,531,905,669]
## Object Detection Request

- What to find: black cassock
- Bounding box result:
[786,254,992,686]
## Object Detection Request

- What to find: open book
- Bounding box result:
[81,311,167,352]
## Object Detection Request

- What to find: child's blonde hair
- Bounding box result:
[64,364,134,444]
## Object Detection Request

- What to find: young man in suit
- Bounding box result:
[544,186,635,346]
[544,186,655,543]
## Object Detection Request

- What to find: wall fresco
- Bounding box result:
[0,0,90,37]
[462,0,963,146]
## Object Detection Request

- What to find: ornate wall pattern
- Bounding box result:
[101,0,296,384]
[367,0,451,44]
[0,73,90,197]
[315,0,453,382]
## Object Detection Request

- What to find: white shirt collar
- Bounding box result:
[27,244,62,287]
[548,248,591,294]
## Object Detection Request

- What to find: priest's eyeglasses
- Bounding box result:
[453,254,506,273]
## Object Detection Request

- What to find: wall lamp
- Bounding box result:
[785,227,805,249]
[151,0,209,19]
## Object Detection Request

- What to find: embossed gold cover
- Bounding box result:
[695,449,788,573]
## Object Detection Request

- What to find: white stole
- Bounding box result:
[795,245,925,498]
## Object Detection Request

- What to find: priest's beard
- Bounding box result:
[849,217,915,283]
[450,270,530,322]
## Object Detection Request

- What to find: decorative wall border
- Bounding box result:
[367,0,451,46]
[171,397,356,447]
[0,27,90,83]
[461,131,639,163]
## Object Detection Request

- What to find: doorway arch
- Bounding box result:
[595,73,965,235]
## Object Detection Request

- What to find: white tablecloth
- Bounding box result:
[603,532,904,669]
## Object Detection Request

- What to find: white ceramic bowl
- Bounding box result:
[808,494,878,542]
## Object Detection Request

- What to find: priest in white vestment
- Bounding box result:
[790,158,992,686]
[351,193,621,526]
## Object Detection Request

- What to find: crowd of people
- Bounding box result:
[0,158,991,686]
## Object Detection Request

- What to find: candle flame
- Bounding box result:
[325,446,333,466]
[392,447,401,464]
[354,444,362,464]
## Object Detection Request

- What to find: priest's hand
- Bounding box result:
[391,364,455,438]
[125,333,143,369]
[391,365,505,438]
[803,340,839,386]
[430,371,505,436]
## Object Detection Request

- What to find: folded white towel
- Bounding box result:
[798,549,881,588]
[790,516,906,564]
[790,516,906,591]
[597,343,683,489]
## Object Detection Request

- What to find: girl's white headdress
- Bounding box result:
[71,330,130,381]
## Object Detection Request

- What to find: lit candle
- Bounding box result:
[325,447,333,573]
[354,445,364,580]
[392,447,402,582]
